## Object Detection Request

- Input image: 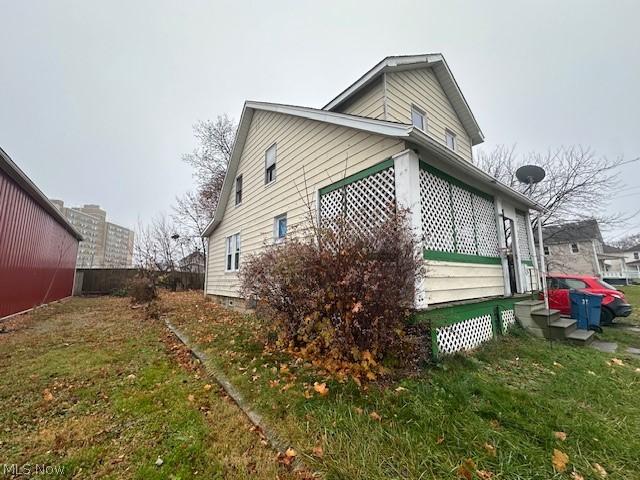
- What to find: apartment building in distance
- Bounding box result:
[51,200,134,268]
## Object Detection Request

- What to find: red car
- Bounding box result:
[545,274,632,324]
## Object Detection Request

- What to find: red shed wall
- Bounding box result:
[0,171,79,319]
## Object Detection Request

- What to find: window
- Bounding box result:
[265,144,277,184]
[274,213,287,242]
[445,130,456,151]
[570,243,579,253]
[559,278,588,290]
[543,246,550,255]
[235,175,243,205]
[225,233,240,271]
[634,252,639,260]
[411,105,426,131]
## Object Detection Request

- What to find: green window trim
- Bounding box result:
[319,158,394,196]
[423,249,502,265]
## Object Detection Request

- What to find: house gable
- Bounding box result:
[335,76,386,120]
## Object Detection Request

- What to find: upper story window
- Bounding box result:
[570,243,579,253]
[634,252,639,260]
[543,246,550,255]
[411,105,426,131]
[265,143,277,184]
[274,213,287,242]
[225,233,241,271]
[235,175,243,205]
[445,129,457,151]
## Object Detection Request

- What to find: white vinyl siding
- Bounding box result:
[426,262,505,304]
[333,78,386,119]
[385,67,473,162]
[206,110,405,297]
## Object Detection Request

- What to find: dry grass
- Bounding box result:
[0,296,299,479]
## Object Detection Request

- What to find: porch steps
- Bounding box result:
[514,300,594,346]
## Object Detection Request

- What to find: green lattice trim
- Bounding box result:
[419,160,494,201]
[319,158,394,195]
[423,249,502,265]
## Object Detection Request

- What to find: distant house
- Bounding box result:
[202,54,547,356]
[179,251,205,274]
[541,219,634,284]
[622,243,640,280]
[0,147,83,319]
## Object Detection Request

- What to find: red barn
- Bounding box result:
[0,147,82,319]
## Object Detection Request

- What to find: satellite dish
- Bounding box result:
[516,165,546,185]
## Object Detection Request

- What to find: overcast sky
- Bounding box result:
[1,0,639,241]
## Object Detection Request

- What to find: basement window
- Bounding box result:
[411,105,426,131]
[570,243,579,253]
[265,143,277,184]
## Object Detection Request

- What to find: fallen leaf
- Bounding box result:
[303,390,313,399]
[352,302,363,313]
[285,447,296,458]
[476,469,494,480]
[552,449,569,472]
[203,384,212,391]
[354,407,364,415]
[187,394,195,402]
[126,374,136,380]
[313,382,329,396]
[43,389,54,402]
[483,442,496,457]
[554,431,567,441]
[155,457,163,466]
[395,386,408,392]
[635,368,640,373]
[456,459,476,480]
[312,444,324,457]
[369,411,382,422]
[611,358,624,366]
[553,361,563,368]
[588,370,597,376]
[489,419,501,429]
[592,463,608,477]
[570,471,585,480]
[436,435,445,444]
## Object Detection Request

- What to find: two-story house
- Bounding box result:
[202,54,546,356]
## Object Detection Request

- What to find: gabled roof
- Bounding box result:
[603,244,623,254]
[323,54,484,146]
[624,243,640,252]
[542,219,602,245]
[202,101,541,237]
[0,147,83,241]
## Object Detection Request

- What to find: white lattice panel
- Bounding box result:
[320,167,396,235]
[473,195,500,257]
[436,314,494,355]
[500,309,516,332]
[420,169,455,252]
[451,185,477,255]
[516,212,532,260]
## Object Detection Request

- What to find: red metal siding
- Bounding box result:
[0,171,79,318]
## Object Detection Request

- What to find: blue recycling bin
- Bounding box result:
[569,290,603,331]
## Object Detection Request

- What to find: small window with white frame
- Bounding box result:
[411,105,426,131]
[544,246,550,255]
[265,143,277,184]
[570,243,579,253]
[445,129,456,151]
[225,233,241,271]
[274,213,287,242]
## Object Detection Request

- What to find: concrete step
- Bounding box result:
[530,309,561,328]
[566,329,595,346]
[548,318,577,340]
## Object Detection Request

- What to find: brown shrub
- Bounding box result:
[240,211,424,377]
[127,276,157,304]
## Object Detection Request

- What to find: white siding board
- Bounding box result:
[206,110,405,297]
[425,260,505,304]
[336,79,386,119]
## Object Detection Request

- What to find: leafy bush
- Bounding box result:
[127,276,157,304]
[240,211,424,380]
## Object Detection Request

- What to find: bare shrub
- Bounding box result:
[240,211,424,380]
[127,277,157,304]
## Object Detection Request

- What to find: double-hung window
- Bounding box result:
[411,105,426,131]
[265,143,277,184]
[570,243,579,253]
[235,175,243,205]
[225,233,241,271]
[445,129,456,151]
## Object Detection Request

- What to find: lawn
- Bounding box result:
[595,284,640,350]
[0,297,299,479]
[163,289,640,480]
